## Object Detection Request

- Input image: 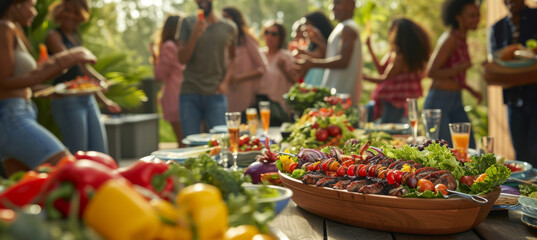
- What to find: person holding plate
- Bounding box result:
[0,0,97,176]
[488,0,537,165]
[46,0,121,154]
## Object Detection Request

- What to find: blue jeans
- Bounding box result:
[51,95,108,153]
[424,89,476,148]
[508,105,537,165]
[364,100,405,123]
[179,94,227,137]
[0,98,66,168]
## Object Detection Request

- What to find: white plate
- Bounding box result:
[55,82,102,95]
[363,123,411,135]
[503,160,533,179]
[151,146,214,162]
[210,125,228,133]
[185,133,216,145]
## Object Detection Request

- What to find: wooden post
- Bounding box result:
[486,0,515,159]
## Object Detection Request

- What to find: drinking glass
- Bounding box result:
[407,98,419,145]
[225,112,241,170]
[246,108,258,136]
[481,136,494,154]
[217,133,230,167]
[422,109,442,140]
[259,101,271,138]
[449,122,471,162]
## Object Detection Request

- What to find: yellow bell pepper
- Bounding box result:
[83,179,159,240]
[177,183,228,240]
[224,225,260,240]
[150,199,192,240]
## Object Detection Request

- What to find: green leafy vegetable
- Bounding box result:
[520,184,537,196]
[291,169,306,179]
[469,164,510,195]
[464,153,497,176]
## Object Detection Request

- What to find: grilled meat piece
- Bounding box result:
[359,182,385,194]
[333,180,352,190]
[389,186,409,197]
[388,160,405,169]
[316,177,339,187]
[414,167,440,179]
[433,173,457,190]
[346,180,367,192]
[423,170,449,181]
[301,172,324,185]
[412,163,424,169]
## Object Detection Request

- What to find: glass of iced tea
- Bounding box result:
[246,108,258,136]
[225,112,241,170]
[449,122,471,162]
[259,101,271,138]
[407,98,419,145]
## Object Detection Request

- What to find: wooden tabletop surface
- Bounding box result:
[269,201,537,240]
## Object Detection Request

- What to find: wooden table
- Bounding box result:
[269,201,537,240]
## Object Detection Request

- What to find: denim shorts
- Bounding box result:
[0,98,66,168]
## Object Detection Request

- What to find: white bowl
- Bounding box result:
[243,184,293,216]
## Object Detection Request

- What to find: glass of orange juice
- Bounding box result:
[259,101,271,138]
[225,112,241,170]
[449,122,471,162]
[246,108,258,136]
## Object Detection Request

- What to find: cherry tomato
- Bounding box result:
[358,165,368,177]
[386,171,395,185]
[476,173,487,183]
[315,129,329,142]
[417,179,435,193]
[240,135,251,146]
[250,136,260,145]
[394,170,405,184]
[347,165,356,176]
[435,184,448,195]
[336,166,346,176]
[288,162,298,173]
[459,176,475,187]
[368,165,378,177]
[321,160,331,172]
[327,125,342,137]
[312,122,319,129]
[307,162,320,172]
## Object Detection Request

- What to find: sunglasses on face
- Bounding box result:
[264,30,279,37]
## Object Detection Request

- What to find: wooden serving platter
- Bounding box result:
[279,172,501,235]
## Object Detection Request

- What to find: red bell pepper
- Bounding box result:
[117,158,175,200]
[40,160,121,219]
[0,172,48,209]
[74,151,118,169]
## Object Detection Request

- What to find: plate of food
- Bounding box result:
[501,160,533,179]
[493,44,537,68]
[362,123,411,135]
[185,133,217,146]
[56,76,104,95]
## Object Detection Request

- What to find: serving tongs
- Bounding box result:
[444,189,488,204]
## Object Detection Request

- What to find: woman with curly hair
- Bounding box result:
[423,0,481,147]
[364,17,431,123]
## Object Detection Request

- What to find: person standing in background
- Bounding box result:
[151,14,185,148]
[424,0,481,148]
[46,0,121,154]
[300,11,334,87]
[364,18,431,123]
[222,7,267,113]
[0,0,97,176]
[297,0,363,104]
[489,0,537,164]
[257,21,297,125]
[177,0,237,137]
